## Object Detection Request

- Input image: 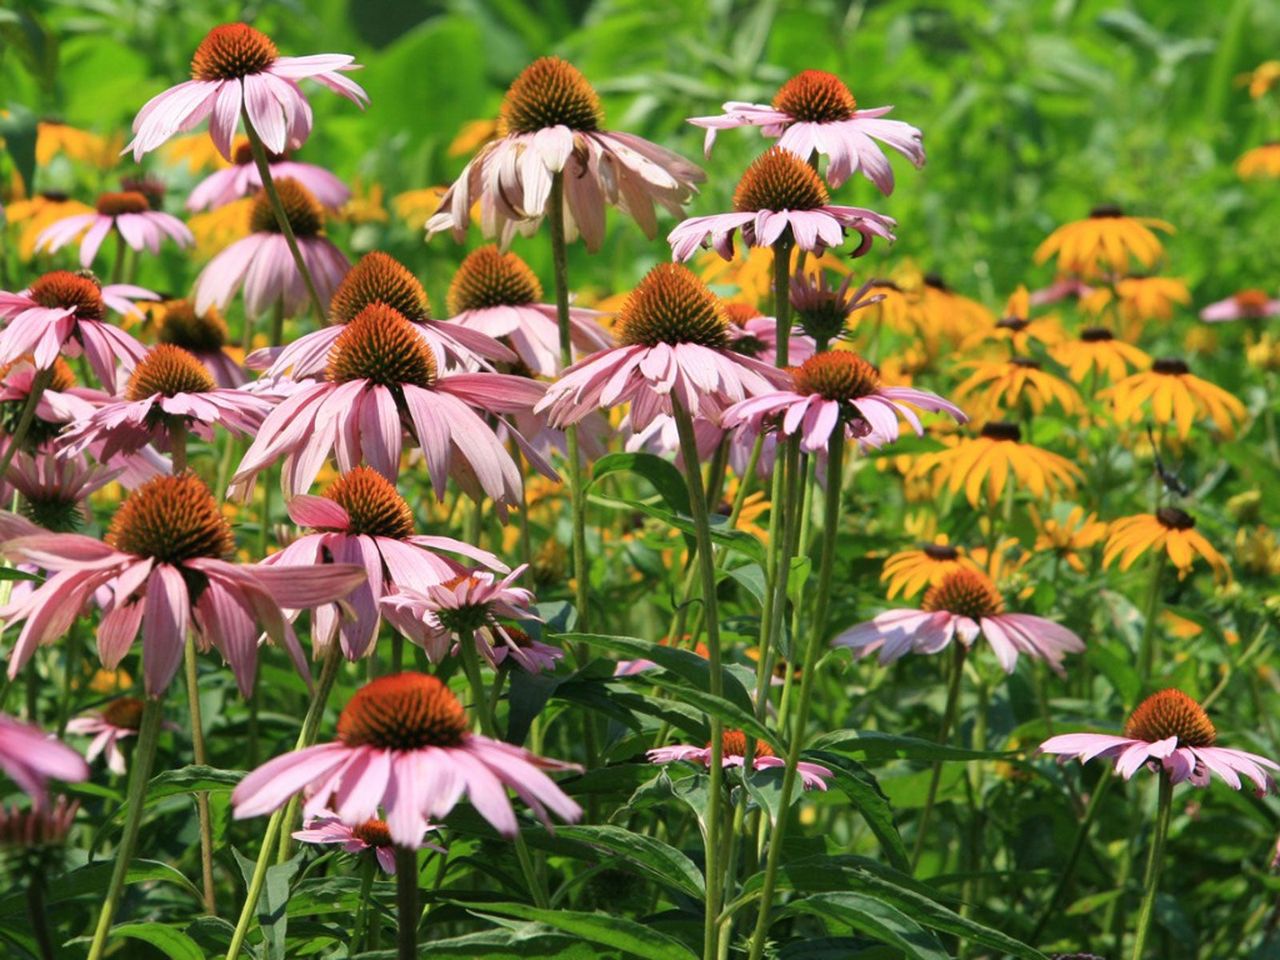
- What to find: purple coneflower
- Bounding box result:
[0,714,88,807]
[1199,289,1280,323]
[293,816,444,874]
[188,139,350,211]
[36,191,192,268]
[66,697,177,775]
[648,729,832,791]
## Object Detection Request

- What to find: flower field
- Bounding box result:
[0,2,1277,959]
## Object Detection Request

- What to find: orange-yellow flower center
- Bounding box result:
[106,473,234,563]
[28,270,104,322]
[615,263,729,349]
[351,818,393,847]
[191,23,278,82]
[772,70,857,123]
[980,421,1021,442]
[125,345,216,401]
[321,467,415,540]
[711,729,774,758]
[1152,357,1189,376]
[1233,289,1270,313]
[0,355,74,392]
[1124,689,1216,747]
[722,303,763,328]
[498,56,603,136]
[101,697,146,731]
[95,191,151,216]
[921,569,1004,619]
[446,245,543,314]
[1156,506,1195,531]
[337,673,469,750]
[790,351,879,401]
[330,251,430,326]
[249,178,323,237]
[157,300,228,353]
[733,147,829,213]
[326,304,438,389]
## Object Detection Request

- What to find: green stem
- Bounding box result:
[514,830,550,908]
[745,426,844,960]
[1130,774,1173,960]
[25,869,55,960]
[911,643,967,870]
[110,230,126,286]
[56,624,83,738]
[227,646,345,959]
[459,628,496,737]
[86,696,165,960]
[395,846,419,960]
[1136,554,1166,688]
[352,855,377,952]
[242,115,326,323]
[672,398,726,960]
[772,238,794,368]
[184,634,217,915]
[0,367,53,480]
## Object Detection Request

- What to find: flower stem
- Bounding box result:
[672,397,726,960]
[394,846,419,960]
[241,114,326,324]
[25,868,55,960]
[514,830,550,908]
[1136,554,1167,687]
[183,634,217,914]
[0,367,53,481]
[227,645,345,959]
[772,238,794,367]
[352,855,377,952]
[1130,772,1173,960]
[458,628,496,737]
[911,642,967,870]
[110,230,127,286]
[745,425,844,960]
[86,696,165,960]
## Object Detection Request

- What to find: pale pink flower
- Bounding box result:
[720,301,815,368]
[1,357,106,441]
[479,627,563,674]
[0,713,88,807]
[669,148,894,262]
[722,351,966,453]
[0,474,366,696]
[1029,277,1092,308]
[66,697,178,775]
[536,264,787,430]
[36,191,192,268]
[1199,289,1280,323]
[648,730,832,791]
[194,179,349,320]
[1041,689,1278,793]
[427,57,703,253]
[788,273,885,348]
[188,140,350,211]
[833,568,1084,676]
[265,466,508,659]
[689,70,924,193]
[153,298,247,388]
[232,673,582,845]
[126,22,367,162]
[293,816,444,873]
[0,450,120,533]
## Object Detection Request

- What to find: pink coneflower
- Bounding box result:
[154,299,246,387]
[59,345,270,463]
[722,301,814,367]
[293,816,444,874]
[194,179,349,319]
[232,672,582,844]
[832,568,1084,676]
[445,245,612,377]
[264,467,508,659]
[1029,276,1093,308]
[249,251,514,378]
[1199,289,1280,323]
[668,147,895,262]
[0,795,79,848]
[381,566,543,669]
[0,271,154,392]
[427,57,704,252]
[722,351,966,453]
[1041,689,1278,793]
[0,473,365,696]
[231,304,548,509]
[126,22,367,162]
[66,697,177,775]
[1,357,102,448]
[480,626,563,674]
[0,449,120,534]
[788,273,884,348]
[536,263,787,430]
[188,140,350,211]
[689,70,924,193]
[35,191,192,268]
[648,729,832,791]
[0,714,88,808]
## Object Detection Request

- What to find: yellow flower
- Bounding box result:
[917,271,993,346]
[1235,526,1280,577]
[449,118,500,157]
[188,198,252,259]
[1236,144,1280,180]
[81,666,134,695]
[960,285,1065,354]
[1247,332,1280,372]
[3,193,95,260]
[341,178,388,224]
[1104,507,1229,581]
[1050,327,1150,384]
[392,187,449,229]
[880,535,979,599]
[968,537,1033,597]
[909,421,1081,507]
[158,133,231,174]
[721,481,770,544]
[696,245,848,308]
[1238,61,1280,99]
[952,358,1081,417]
[1161,610,1203,640]
[1182,326,1217,356]
[1082,276,1190,325]
[873,343,931,388]
[35,121,120,169]
[1034,206,1174,278]
[1101,358,1245,438]
[857,280,922,336]
[1029,504,1107,573]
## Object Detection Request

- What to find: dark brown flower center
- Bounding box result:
[923,273,949,291]
[997,317,1029,332]
[1089,205,1124,218]
[921,569,1004,619]
[101,697,146,730]
[326,304,438,389]
[772,70,857,123]
[733,147,829,213]
[351,819,393,847]
[106,473,234,563]
[711,729,774,758]
[249,179,323,237]
[1010,357,1041,370]
[1080,327,1114,343]
[330,251,430,326]
[125,345,216,401]
[922,543,960,561]
[28,270,104,322]
[498,57,603,136]
[447,245,543,313]
[1124,689,1216,747]
[1156,506,1195,531]
[157,300,228,353]
[191,23,278,82]
[1152,357,1189,376]
[322,467,414,539]
[95,191,150,216]
[980,421,1021,442]
[337,673,469,749]
[791,352,880,401]
[615,263,729,349]
[232,141,286,166]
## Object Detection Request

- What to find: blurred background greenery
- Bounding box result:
[5,0,1280,308]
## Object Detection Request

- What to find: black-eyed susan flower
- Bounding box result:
[1082,275,1190,324]
[35,121,119,168]
[1235,526,1280,577]
[1051,327,1150,384]
[953,357,1081,418]
[1029,504,1107,573]
[880,536,979,599]
[1239,61,1280,99]
[910,421,1082,508]
[2,193,95,260]
[917,271,993,345]
[1247,332,1280,372]
[1103,506,1229,581]
[1034,206,1173,278]
[1101,358,1245,438]
[1237,143,1280,180]
[961,285,1064,354]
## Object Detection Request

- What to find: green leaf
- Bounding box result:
[0,103,37,195]
[110,765,243,823]
[781,893,949,960]
[0,567,41,582]
[592,451,692,518]
[463,902,698,960]
[369,920,599,958]
[105,923,204,960]
[0,859,201,917]
[808,730,1019,764]
[530,823,704,899]
[807,750,909,873]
